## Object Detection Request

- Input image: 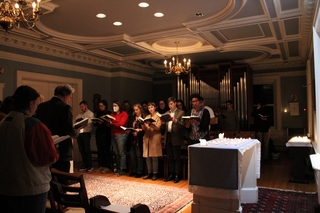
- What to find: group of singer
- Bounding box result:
[87,93,213,183]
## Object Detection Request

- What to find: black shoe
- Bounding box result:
[129,172,136,177]
[174,175,180,183]
[143,173,152,179]
[135,173,142,178]
[164,174,174,182]
[152,173,158,181]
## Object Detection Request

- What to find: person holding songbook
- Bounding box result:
[127,103,145,178]
[92,100,112,174]
[251,98,271,162]
[75,101,94,172]
[185,93,211,145]
[141,102,162,181]
[107,100,129,176]
[0,86,59,213]
[163,97,185,184]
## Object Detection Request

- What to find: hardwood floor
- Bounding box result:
[75,151,316,213]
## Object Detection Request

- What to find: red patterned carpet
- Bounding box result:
[81,174,193,213]
[241,187,318,213]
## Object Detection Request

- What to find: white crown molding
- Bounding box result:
[0,51,153,82]
[0,35,155,75]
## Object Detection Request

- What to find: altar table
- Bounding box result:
[188,138,260,213]
[286,136,312,183]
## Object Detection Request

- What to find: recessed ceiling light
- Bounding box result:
[196,13,205,17]
[139,2,149,8]
[113,21,122,26]
[154,12,164,18]
[96,13,106,18]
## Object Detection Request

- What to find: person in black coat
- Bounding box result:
[92,100,112,173]
[251,100,271,161]
[36,84,78,172]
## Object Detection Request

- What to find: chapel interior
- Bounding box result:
[1,0,320,212]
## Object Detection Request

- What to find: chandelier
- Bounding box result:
[164,41,191,75]
[0,0,41,32]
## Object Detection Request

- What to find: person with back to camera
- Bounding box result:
[36,84,78,172]
[0,85,59,213]
[185,93,211,145]
[141,102,162,181]
[92,100,112,174]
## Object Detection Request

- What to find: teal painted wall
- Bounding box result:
[281,75,308,129]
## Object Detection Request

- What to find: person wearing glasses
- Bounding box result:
[185,93,210,145]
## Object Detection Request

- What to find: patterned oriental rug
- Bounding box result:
[66,174,193,213]
[241,187,318,213]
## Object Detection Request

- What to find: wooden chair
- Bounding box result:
[49,168,151,213]
[49,168,90,213]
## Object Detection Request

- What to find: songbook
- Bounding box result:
[139,117,155,123]
[181,116,201,122]
[91,118,104,122]
[258,113,268,118]
[101,114,116,121]
[52,135,70,145]
[216,113,227,119]
[74,118,88,129]
[156,113,172,122]
[120,126,136,131]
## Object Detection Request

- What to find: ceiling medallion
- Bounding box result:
[164,41,191,76]
[0,0,41,32]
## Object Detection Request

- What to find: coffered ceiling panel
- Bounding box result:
[0,0,317,74]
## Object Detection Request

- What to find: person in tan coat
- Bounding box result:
[142,102,162,180]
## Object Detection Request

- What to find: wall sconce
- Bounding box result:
[284,108,288,113]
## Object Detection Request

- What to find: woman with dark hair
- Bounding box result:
[141,100,149,115]
[176,99,187,112]
[92,100,112,173]
[158,99,168,114]
[127,103,145,178]
[142,102,162,181]
[107,100,129,176]
[0,85,59,213]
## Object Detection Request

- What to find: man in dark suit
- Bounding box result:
[163,97,185,183]
[36,84,78,172]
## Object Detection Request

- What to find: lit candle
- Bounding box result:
[164,60,167,68]
[200,139,207,146]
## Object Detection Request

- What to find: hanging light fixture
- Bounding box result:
[0,0,41,32]
[164,41,191,75]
